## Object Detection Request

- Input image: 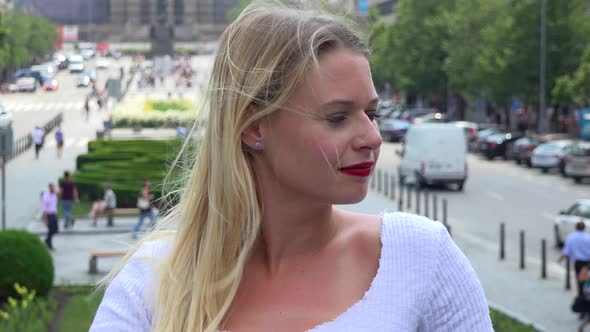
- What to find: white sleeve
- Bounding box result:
[419,224,493,332]
[89,249,155,331]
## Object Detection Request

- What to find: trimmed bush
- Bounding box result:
[0,231,54,300]
[113,97,198,128]
[73,139,192,208]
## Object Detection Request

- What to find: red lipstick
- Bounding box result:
[339,162,374,177]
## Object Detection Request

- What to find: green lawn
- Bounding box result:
[57,201,139,219]
[490,308,538,332]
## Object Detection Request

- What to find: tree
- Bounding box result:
[227,0,253,22]
[4,14,30,70]
[552,45,590,106]
[0,12,9,73]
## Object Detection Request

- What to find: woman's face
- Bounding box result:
[259,48,382,205]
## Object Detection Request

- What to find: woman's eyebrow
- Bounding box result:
[320,97,380,111]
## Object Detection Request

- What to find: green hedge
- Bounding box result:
[0,231,54,301]
[73,139,191,208]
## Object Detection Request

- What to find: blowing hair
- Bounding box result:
[98,1,368,331]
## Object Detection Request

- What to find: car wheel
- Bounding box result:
[398,173,406,185]
[486,154,493,161]
[574,177,582,184]
[541,168,548,174]
[526,159,532,168]
[515,159,522,165]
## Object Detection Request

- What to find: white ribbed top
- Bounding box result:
[89,212,493,331]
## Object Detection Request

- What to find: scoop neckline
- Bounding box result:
[305,213,387,331]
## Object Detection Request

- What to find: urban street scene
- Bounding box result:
[0,0,589,331]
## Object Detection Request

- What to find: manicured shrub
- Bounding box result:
[0,231,54,300]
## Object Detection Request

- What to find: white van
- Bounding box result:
[397,123,468,191]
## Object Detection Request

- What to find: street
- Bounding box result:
[377,141,590,265]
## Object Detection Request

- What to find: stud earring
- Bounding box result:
[255,141,262,148]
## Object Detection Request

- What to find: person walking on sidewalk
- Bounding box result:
[55,126,64,159]
[132,179,156,239]
[560,221,590,298]
[59,171,79,229]
[91,3,492,331]
[41,182,59,250]
[32,126,45,159]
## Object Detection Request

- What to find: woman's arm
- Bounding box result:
[420,224,493,332]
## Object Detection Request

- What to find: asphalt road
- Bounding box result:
[376,141,590,264]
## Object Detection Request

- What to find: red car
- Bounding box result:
[43,78,58,91]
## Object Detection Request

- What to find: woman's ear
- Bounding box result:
[241,104,265,151]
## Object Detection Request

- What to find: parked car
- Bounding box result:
[15,69,44,85]
[0,104,13,128]
[453,121,478,148]
[400,108,438,123]
[413,112,448,125]
[509,136,545,167]
[77,69,96,87]
[378,118,411,142]
[474,127,502,153]
[530,140,574,173]
[554,199,590,247]
[53,53,69,70]
[42,77,58,91]
[482,132,523,160]
[397,123,467,190]
[15,77,37,92]
[68,55,85,73]
[95,57,110,70]
[565,141,590,183]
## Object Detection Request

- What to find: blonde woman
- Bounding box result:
[90,1,493,331]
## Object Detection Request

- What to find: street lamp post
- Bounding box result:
[539,0,547,133]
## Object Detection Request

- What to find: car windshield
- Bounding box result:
[567,203,590,219]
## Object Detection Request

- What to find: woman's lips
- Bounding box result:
[339,162,374,177]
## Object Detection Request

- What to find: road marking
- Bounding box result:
[485,191,505,201]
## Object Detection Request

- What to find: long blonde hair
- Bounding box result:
[101,1,369,331]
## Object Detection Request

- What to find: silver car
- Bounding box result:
[555,199,590,247]
[565,141,590,183]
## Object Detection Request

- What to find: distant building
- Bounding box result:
[17,0,240,42]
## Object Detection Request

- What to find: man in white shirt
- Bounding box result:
[42,182,59,250]
[32,126,45,159]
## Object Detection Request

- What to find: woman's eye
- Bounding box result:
[326,115,348,124]
[367,111,380,121]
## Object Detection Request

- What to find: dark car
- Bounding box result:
[510,136,545,167]
[483,132,523,160]
[474,127,502,153]
[15,69,44,85]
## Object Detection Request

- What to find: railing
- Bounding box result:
[7,112,63,161]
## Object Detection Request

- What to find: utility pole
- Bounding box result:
[539,0,547,133]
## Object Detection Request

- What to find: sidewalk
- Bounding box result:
[337,189,577,332]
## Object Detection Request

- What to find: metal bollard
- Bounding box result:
[541,239,547,279]
[499,223,505,261]
[519,230,525,270]
[416,188,421,215]
[398,182,404,212]
[433,194,438,221]
[566,257,571,290]
[424,191,430,219]
[390,176,395,201]
[384,173,389,196]
[442,199,448,227]
[406,184,411,210]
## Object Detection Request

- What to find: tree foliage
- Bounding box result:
[370,0,590,112]
[0,12,57,74]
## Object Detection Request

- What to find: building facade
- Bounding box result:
[17,0,240,42]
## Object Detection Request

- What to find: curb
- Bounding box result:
[29,228,133,236]
[488,301,549,332]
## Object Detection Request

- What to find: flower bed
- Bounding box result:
[113,97,198,128]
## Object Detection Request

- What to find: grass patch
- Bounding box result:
[56,201,139,219]
[53,286,103,332]
[490,308,538,331]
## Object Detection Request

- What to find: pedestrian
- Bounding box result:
[59,171,79,229]
[55,126,64,158]
[90,2,492,331]
[577,265,590,331]
[132,179,156,239]
[84,96,91,120]
[41,182,59,250]
[560,221,590,299]
[32,126,45,159]
[89,183,117,227]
